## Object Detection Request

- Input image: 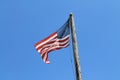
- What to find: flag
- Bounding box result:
[34,19,70,64]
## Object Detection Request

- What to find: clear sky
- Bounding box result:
[0,0,120,80]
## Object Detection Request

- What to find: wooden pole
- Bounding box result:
[69,13,82,80]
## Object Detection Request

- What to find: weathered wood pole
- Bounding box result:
[69,13,82,80]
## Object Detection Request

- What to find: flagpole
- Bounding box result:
[69,13,82,80]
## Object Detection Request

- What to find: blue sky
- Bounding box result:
[0,0,120,80]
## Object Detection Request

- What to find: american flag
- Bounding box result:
[34,19,70,64]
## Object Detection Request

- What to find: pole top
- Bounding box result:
[69,12,73,17]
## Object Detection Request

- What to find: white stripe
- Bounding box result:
[46,42,69,52]
[41,40,69,63]
[35,33,57,49]
[59,35,70,40]
[41,38,69,50]
[37,36,69,53]
[46,60,50,64]
[40,40,69,57]
[50,35,70,42]
[36,35,70,52]
[42,53,47,63]
[45,41,69,53]
[41,48,48,56]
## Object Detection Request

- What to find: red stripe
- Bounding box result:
[47,48,61,54]
[36,36,58,51]
[36,36,69,51]
[41,51,49,63]
[45,36,69,43]
[58,37,69,42]
[37,37,69,53]
[39,39,69,55]
[40,41,69,64]
[36,34,70,64]
[34,32,57,47]
[40,41,69,56]
[41,52,45,59]
[45,54,49,64]
[47,43,69,54]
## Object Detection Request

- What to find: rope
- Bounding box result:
[68,42,76,80]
